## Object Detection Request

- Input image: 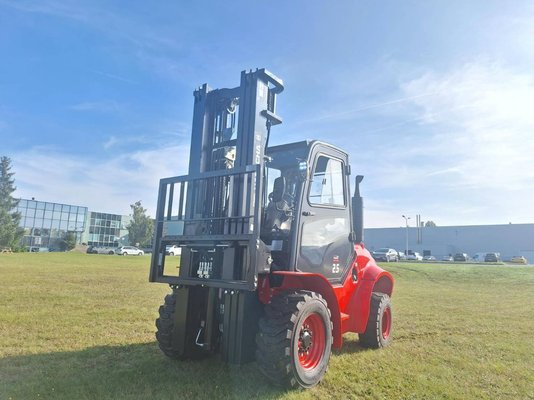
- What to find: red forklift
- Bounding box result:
[149,69,394,388]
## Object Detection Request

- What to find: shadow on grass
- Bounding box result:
[1,342,288,400]
[334,335,371,356]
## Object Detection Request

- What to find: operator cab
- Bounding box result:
[262,140,354,283]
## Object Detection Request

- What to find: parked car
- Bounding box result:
[441,255,454,262]
[141,247,153,254]
[510,255,528,264]
[484,252,501,262]
[406,252,423,261]
[372,248,399,262]
[471,253,487,263]
[89,246,117,255]
[28,246,49,253]
[423,255,436,261]
[86,246,97,254]
[166,245,182,256]
[454,253,469,262]
[398,251,407,260]
[116,246,144,256]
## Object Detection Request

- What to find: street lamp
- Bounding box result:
[402,215,410,256]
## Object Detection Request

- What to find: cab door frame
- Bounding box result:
[291,141,354,284]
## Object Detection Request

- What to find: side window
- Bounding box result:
[308,156,345,206]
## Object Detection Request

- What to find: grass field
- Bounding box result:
[1,253,533,400]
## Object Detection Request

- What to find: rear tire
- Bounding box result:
[359,292,392,348]
[256,291,333,389]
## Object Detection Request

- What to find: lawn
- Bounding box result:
[1,253,533,399]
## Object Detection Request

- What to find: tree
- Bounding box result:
[0,156,23,249]
[59,231,77,251]
[127,201,154,247]
[425,220,437,227]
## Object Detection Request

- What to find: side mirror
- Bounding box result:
[352,175,364,243]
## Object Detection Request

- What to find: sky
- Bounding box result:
[1,1,533,228]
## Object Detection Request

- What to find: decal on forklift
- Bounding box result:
[332,255,340,274]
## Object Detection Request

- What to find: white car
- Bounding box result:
[116,246,144,256]
[406,252,423,261]
[166,245,182,256]
[372,248,399,262]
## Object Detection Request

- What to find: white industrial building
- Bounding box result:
[363,223,534,261]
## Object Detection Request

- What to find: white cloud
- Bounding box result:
[69,100,122,113]
[11,144,190,217]
[400,62,534,190]
[103,136,119,150]
[362,61,534,227]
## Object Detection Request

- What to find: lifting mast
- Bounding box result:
[150,69,283,363]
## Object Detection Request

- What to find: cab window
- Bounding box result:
[308,156,345,206]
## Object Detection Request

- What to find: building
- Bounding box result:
[364,223,534,260]
[15,198,131,250]
[82,211,131,247]
[16,198,88,250]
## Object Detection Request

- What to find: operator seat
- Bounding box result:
[263,176,293,234]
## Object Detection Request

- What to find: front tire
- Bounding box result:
[359,292,392,348]
[256,291,333,389]
[122,252,127,256]
[155,292,183,358]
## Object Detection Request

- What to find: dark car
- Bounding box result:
[454,253,468,262]
[86,246,98,254]
[484,252,501,262]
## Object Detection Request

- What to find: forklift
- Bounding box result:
[149,69,394,388]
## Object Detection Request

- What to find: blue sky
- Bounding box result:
[1,1,533,227]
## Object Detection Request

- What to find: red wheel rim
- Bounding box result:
[382,307,391,339]
[298,313,325,370]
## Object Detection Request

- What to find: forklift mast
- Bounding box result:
[150,69,283,291]
[149,69,284,364]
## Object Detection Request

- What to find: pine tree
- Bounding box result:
[0,156,23,249]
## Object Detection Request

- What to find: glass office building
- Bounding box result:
[85,211,131,247]
[16,199,88,249]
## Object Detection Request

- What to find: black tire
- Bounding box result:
[108,251,114,255]
[155,291,204,360]
[256,291,333,389]
[359,292,392,348]
[155,292,183,359]
[122,252,127,256]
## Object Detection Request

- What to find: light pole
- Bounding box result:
[402,215,410,256]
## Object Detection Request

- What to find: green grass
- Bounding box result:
[1,253,533,399]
